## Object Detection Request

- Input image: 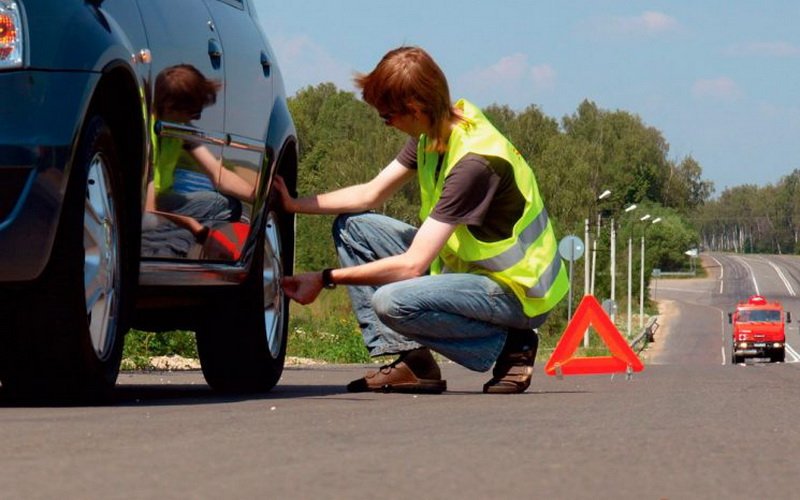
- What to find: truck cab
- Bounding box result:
[729,295,790,363]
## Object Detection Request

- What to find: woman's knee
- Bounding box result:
[331,212,371,245]
[331,213,351,244]
[372,283,411,329]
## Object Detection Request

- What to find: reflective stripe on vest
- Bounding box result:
[472,207,550,272]
[525,251,563,298]
[469,206,564,299]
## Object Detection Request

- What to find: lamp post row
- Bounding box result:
[609,203,637,323]
[584,188,661,346]
[627,214,662,337]
[584,189,610,347]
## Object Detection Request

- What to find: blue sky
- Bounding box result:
[253,1,800,196]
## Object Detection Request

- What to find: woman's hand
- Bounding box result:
[281,272,324,305]
[272,175,297,213]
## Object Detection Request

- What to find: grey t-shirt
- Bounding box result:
[396,138,525,242]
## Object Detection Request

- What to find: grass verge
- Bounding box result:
[121,291,659,368]
[122,329,198,370]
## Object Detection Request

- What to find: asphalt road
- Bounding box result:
[2,253,800,499]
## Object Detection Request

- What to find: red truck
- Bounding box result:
[729,295,791,364]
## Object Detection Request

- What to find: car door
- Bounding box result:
[199,0,275,261]
[136,0,229,260]
[202,0,273,141]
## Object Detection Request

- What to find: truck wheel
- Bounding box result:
[771,349,785,363]
[196,209,293,393]
[0,116,130,401]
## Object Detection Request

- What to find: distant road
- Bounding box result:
[653,252,800,365]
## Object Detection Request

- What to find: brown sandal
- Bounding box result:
[483,331,538,394]
[347,348,447,393]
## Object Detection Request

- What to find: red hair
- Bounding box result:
[354,47,465,153]
[154,64,221,118]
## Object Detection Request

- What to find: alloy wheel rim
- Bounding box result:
[262,212,284,358]
[83,153,120,360]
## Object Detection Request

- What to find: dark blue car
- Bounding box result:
[0,0,298,400]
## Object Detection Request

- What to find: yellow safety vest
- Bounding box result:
[418,99,568,317]
[150,117,182,195]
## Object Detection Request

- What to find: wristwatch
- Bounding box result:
[321,268,337,289]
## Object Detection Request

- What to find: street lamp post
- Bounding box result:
[586,189,611,347]
[590,189,611,296]
[584,218,590,297]
[610,204,636,323]
[628,213,650,337]
[627,229,634,337]
[639,216,662,328]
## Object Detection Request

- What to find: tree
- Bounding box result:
[561,100,674,210]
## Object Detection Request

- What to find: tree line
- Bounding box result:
[697,170,800,254]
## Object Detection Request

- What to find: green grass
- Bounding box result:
[286,288,375,364]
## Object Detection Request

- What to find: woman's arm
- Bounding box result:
[282,217,455,305]
[189,145,256,203]
[274,159,415,215]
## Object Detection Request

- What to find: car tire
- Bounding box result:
[195,205,293,393]
[0,115,131,401]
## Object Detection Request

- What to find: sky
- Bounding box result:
[253,0,800,196]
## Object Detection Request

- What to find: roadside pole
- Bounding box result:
[558,235,585,322]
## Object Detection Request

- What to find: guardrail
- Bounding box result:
[630,317,659,353]
[657,271,696,277]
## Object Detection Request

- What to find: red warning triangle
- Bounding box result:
[544,295,644,376]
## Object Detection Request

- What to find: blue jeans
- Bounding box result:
[333,213,547,372]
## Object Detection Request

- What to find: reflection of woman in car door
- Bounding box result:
[142,65,257,258]
[146,64,255,228]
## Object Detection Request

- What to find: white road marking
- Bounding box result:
[764,259,796,296]
[720,309,727,365]
[710,255,724,294]
[785,343,800,363]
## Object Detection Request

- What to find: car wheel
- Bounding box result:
[196,208,293,393]
[0,116,130,401]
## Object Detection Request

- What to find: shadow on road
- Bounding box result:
[0,379,350,408]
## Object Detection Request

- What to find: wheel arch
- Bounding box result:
[260,95,298,270]
[85,63,147,266]
[264,95,298,190]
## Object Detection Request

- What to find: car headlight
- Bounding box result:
[738,342,748,349]
[0,0,23,69]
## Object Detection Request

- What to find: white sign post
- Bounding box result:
[558,235,585,321]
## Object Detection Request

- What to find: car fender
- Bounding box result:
[23,1,146,75]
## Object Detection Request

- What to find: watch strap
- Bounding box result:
[321,268,336,289]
